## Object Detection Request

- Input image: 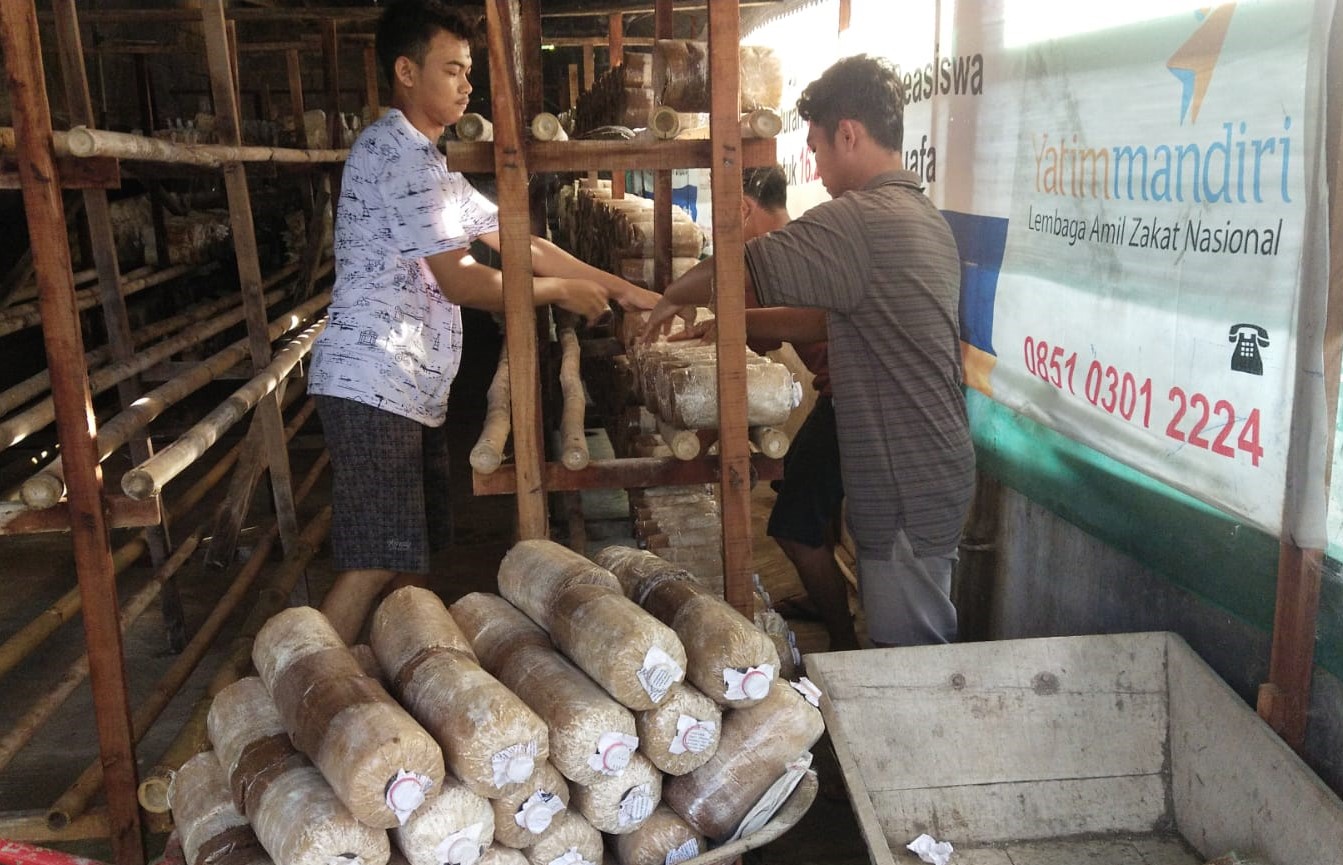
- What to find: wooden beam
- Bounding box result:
[0,4,145,864]
[707,1,753,616]
[362,42,380,118]
[654,0,674,293]
[487,0,548,540]
[0,154,119,189]
[521,0,544,120]
[442,136,776,173]
[201,0,301,555]
[322,19,341,148]
[473,454,783,495]
[0,496,162,535]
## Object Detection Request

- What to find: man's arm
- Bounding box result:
[642,255,757,340]
[424,246,609,322]
[671,305,827,348]
[477,231,660,311]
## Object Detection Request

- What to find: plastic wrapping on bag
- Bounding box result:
[253,606,444,828]
[570,750,661,835]
[477,846,529,865]
[497,539,621,630]
[662,681,824,841]
[453,594,639,788]
[612,805,704,865]
[594,548,779,708]
[207,677,390,865]
[370,587,476,678]
[169,752,267,865]
[392,775,495,865]
[373,592,546,797]
[549,583,686,711]
[491,760,570,849]
[521,810,603,865]
[634,683,721,776]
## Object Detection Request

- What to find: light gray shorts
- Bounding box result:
[858,529,958,646]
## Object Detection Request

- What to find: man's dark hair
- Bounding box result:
[376,0,479,89]
[743,165,788,211]
[796,54,905,152]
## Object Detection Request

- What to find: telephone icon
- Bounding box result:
[1228,323,1268,375]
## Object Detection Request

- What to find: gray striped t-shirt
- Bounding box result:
[746,169,974,559]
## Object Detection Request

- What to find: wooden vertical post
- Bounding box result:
[608,12,626,199]
[1256,0,1343,751]
[487,0,547,540]
[322,19,342,149]
[200,0,301,557]
[286,47,308,148]
[707,0,753,616]
[567,64,579,114]
[520,0,544,121]
[227,19,241,120]
[52,0,182,648]
[582,43,598,186]
[653,1,674,293]
[0,4,145,864]
[362,42,380,120]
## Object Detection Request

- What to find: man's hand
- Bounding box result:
[608,280,662,312]
[669,317,717,344]
[557,278,611,324]
[640,295,696,343]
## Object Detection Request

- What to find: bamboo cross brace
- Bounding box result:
[121,318,327,500]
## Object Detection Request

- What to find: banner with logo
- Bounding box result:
[750,0,1332,544]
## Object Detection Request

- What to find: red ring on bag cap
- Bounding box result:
[386,776,425,813]
[504,753,534,784]
[679,723,711,753]
[601,741,632,772]
[741,669,771,700]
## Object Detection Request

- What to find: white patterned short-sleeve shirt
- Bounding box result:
[308,108,499,426]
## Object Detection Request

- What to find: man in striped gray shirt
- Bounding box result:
[644,55,973,647]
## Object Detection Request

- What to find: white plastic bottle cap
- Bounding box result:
[741,669,771,701]
[444,839,479,865]
[602,741,633,773]
[505,752,535,784]
[519,800,556,834]
[386,776,426,814]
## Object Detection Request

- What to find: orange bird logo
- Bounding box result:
[1167,5,1236,124]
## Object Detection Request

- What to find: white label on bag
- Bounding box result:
[491,740,539,788]
[664,839,700,865]
[722,664,775,701]
[385,769,433,825]
[636,646,683,702]
[617,783,655,828]
[669,715,716,755]
[588,731,639,776]
[790,676,823,708]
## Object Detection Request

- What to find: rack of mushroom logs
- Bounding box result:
[464,2,799,620]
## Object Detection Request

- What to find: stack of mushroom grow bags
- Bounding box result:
[170,543,820,865]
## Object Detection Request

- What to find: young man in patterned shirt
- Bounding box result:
[310,0,658,642]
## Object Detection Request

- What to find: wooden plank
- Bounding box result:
[0,5,145,864]
[473,454,783,495]
[487,0,547,539]
[322,19,341,148]
[201,0,301,556]
[1171,633,1343,865]
[442,136,777,173]
[362,43,379,118]
[521,0,543,120]
[653,0,674,293]
[0,496,161,535]
[871,777,1168,845]
[286,48,309,148]
[0,155,118,189]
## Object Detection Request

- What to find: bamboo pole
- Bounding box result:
[656,416,701,461]
[470,344,511,474]
[49,455,331,829]
[0,527,204,773]
[62,126,349,167]
[558,327,590,471]
[0,262,199,338]
[121,319,326,500]
[0,274,292,421]
[0,2,144,861]
[0,395,312,685]
[22,292,329,508]
[0,279,312,453]
[749,426,790,460]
